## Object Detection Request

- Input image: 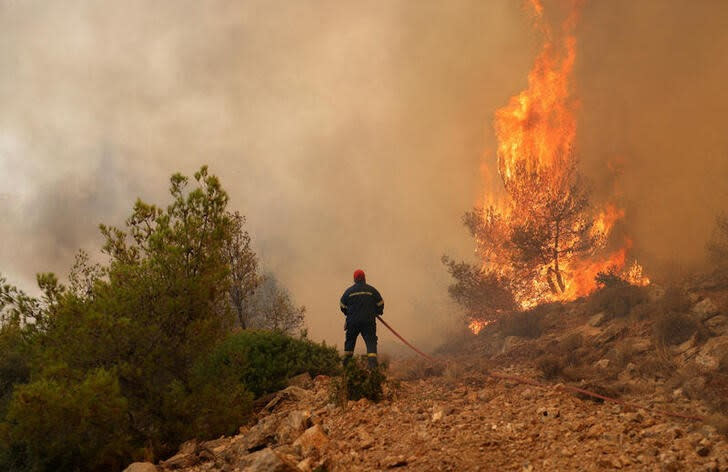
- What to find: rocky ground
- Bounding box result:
[124,279,728,472]
[124,364,727,472]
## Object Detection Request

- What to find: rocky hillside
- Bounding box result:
[124,278,728,472]
[122,363,726,472]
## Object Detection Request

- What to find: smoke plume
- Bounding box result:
[1,0,727,348]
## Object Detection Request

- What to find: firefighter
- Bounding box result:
[339,269,384,368]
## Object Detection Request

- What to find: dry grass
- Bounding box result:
[636,346,677,380]
[537,355,564,380]
[611,340,637,369]
[434,329,476,356]
[560,332,583,352]
[703,372,728,415]
[660,286,693,313]
[562,365,601,383]
[586,283,648,320]
[535,331,589,380]
[664,364,728,420]
[497,308,544,339]
[443,362,466,386]
[707,414,728,437]
[653,311,699,345]
[570,381,622,403]
[391,357,444,381]
[721,352,728,373]
[559,333,584,367]
[629,302,653,321]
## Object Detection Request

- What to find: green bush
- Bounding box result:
[162,375,253,442]
[330,357,386,404]
[0,324,30,417]
[201,330,340,397]
[1,329,340,471]
[2,368,132,472]
[0,169,343,470]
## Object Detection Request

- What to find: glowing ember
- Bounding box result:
[471,1,649,316]
[468,319,490,335]
[625,260,650,287]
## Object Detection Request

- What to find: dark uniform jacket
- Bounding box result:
[339,282,384,325]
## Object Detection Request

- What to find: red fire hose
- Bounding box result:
[376,316,705,423]
[376,316,439,363]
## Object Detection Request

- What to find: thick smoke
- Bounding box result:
[1,0,727,348]
[576,0,728,277]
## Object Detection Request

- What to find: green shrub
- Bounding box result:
[201,330,340,397]
[330,357,386,404]
[0,324,30,417]
[3,368,132,472]
[162,376,253,442]
[0,169,344,470]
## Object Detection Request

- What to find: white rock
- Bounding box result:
[589,312,606,327]
[695,336,728,370]
[123,463,157,472]
[239,447,299,472]
[293,424,329,456]
[692,298,720,320]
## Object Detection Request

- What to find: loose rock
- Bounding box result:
[123,463,157,472]
[238,447,299,472]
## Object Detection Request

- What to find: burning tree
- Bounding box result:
[496,158,599,292]
[442,256,517,332]
[511,178,596,297]
[447,1,648,324]
[463,158,600,305]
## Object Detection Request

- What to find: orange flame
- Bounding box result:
[471,1,648,321]
[594,204,625,236]
[468,319,490,335]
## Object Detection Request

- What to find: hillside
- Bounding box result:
[126,278,728,472]
[126,363,726,472]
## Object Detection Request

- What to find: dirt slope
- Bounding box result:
[149,361,726,472]
[139,280,728,471]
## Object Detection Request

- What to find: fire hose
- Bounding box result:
[376,316,705,423]
[376,316,439,363]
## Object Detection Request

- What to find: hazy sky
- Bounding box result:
[1,0,727,348]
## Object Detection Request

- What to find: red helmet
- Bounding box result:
[353,269,366,283]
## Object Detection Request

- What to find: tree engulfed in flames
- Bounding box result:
[469,1,648,329]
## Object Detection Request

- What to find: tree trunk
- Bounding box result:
[231,290,247,329]
[553,220,566,293]
[546,270,559,295]
[555,269,566,292]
